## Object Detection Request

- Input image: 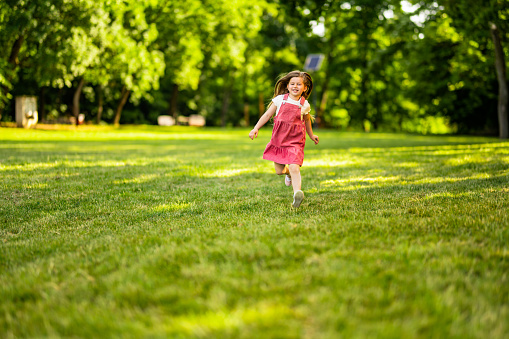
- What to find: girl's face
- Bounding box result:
[287,76,307,99]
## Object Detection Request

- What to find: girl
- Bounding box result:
[249,70,319,208]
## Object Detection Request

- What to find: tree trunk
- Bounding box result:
[258,92,265,117]
[73,77,85,126]
[490,22,508,139]
[9,35,24,65]
[317,66,331,128]
[0,34,25,116]
[360,12,370,132]
[57,88,64,116]
[221,89,232,127]
[243,103,250,127]
[39,87,46,122]
[96,85,103,124]
[221,70,233,127]
[360,68,369,132]
[242,65,249,127]
[316,33,335,129]
[113,86,130,126]
[195,51,211,115]
[169,83,179,119]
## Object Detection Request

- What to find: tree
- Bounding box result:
[490,21,508,139]
[279,0,416,131]
[149,0,269,126]
[32,5,103,124]
[1,0,504,133]
[0,0,95,117]
[107,0,165,126]
[416,0,508,137]
[148,0,206,120]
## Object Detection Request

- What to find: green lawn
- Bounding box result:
[1,126,508,338]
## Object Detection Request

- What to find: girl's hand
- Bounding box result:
[249,129,258,140]
[311,135,319,144]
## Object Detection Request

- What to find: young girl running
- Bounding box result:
[249,70,319,208]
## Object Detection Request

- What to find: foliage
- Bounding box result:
[1,126,508,337]
[402,0,506,134]
[0,0,94,110]
[0,0,507,133]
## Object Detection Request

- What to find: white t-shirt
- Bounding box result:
[272,94,311,116]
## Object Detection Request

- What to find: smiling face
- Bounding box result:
[287,76,307,100]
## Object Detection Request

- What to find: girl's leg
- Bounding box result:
[274,162,290,175]
[288,164,301,193]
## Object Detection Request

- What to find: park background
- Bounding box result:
[1,0,508,137]
[1,0,509,338]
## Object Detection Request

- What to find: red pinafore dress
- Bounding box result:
[263,93,307,166]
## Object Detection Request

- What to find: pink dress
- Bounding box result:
[263,93,307,166]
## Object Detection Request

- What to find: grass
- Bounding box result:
[1,125,508,338]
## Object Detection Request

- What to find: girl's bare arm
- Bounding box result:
[249,104,277,139]
[304,114,319,144]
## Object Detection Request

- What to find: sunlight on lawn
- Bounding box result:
[423,192,474,200]
[203,168,253,178]
[304,159,356,168]
[320,173,498,191]
[321,176,401,188]
[444,155,497,166]
[165,304,296,337]
[0,162,60,171]
[152,202,191,212]
[394,162,420,168]
[408,173,492,185]
[114,174,160,185]
[347,142,509,154]
[0,142,58,150]
[0,160,129,171]
[22,182,49,189]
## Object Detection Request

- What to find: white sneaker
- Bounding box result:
[292,190,304,208]
[285,175,292,186]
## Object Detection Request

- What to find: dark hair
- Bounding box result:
[273,70,313,99]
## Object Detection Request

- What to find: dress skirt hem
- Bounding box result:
[262,144,304,166]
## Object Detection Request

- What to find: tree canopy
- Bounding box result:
[1,0,507,137]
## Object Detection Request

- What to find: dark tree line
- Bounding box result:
[1,0,507,137]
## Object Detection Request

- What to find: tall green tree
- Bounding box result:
[31,1,102,124]
[148,0,207,120]
[149,0,269,126]
[409,0,508,137]
[438,0,508,137]
[0,0,94,117]
[282,0,408,130]
[106,0,165,126]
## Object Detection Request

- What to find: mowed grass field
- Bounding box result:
[1,126,508,338]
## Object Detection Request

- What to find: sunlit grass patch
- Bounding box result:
[1,127,508,338]
[152,202,192,212]
[321,176,401,189]
[163,304,300,337]
[202,168,253,178]
[114,174,161,185]
[444,154,501,166]
[304,158,357,168]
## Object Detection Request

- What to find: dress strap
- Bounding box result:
[282,93,289,105]
[300,96,306,106]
